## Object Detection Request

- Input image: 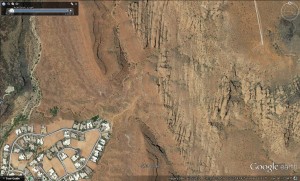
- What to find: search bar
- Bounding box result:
[7,8,73,14]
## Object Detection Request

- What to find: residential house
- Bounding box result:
[86,121,93,129]
[63,139,70,146]
[36,138,44,145]
[19,153,25,161]
[25,151,33,160]
[13,147,20,153]
[36,153,44,162]
[15,129,22,136]
[74,162,81,169]
[71,154,79,162]
[70,132,78,139]
[78,133,85,141]
[64,131,70,138]
[41,125,47,134]
[79,171,88,179]
[20,126,28,133]
[80,123,87,131]
[99,139,106,146]
[3,145,9,152]
[59,152,68,161]
[56,141,64,150]
[27,125,33,133]
[72,122,80,130]
[90,156,97,163]
[46,150,53,160]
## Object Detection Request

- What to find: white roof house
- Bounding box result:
[79,172,88,179]
[23,136,30,142]
[13,147,20,153]
[68,175,75,181]
[73,173,80,180]
[2,159,7,165]
[3,145,10,152]
[99,139,106,146]
[37,138,44,145]
[87,121,93,129]
[37,154,44,162]
[79,157,85,162]
[101,122,110,131]
[96,144,103,151]
[29,160,37,166]
[15,129,22,135]
[93,150,99,157]
[74,162,81,169]
[49,168,55,175]
[59,152,68,160]
[51,173,58,180]
[37,171,43,177]
[19,154,25,160]
[64,131,70,138]
[91,156,97,163]
[32,167,39,173]
[71,155,79,162]
[63,139,70,146]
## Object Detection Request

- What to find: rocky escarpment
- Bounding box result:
[128,1,300,175]
[0,16,42,147]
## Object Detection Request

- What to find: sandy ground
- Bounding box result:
[63,157,77,173]
[10,153,26,169]
[42,157,65,177]
[70,130,100,158]
[43,131,64,149]
[20,0,300,180]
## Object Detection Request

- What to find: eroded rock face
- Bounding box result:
[127,1,300,175]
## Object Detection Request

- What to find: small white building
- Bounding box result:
[37,138,44,145]
[13,147,20,153]
[3,145,9,152]
[59,152,68,160]
[96,144,103,151]
[79,157,85,163]
[87,121,93,129]
[29,160,37,166]
[73,172,80,180]
[93,150,99,157]
[63,139,70,146]
[15,129,22,135]
[74,162,81,169]
[99,139,106,146]
[2,159,7,165]
[19,154,25,160]
[37,171,43,177]
[23,136,30,142]
[101,122,110,131]
[80,172,88,179]
[71,154,79,162]
[32,167,39,173]
[68,175,75,181]
[64,131,70,138]
[91,156,97,163]
[37,153,44,162]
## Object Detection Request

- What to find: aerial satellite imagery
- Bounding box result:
[0,0,300,180]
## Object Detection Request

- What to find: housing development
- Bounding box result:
[0,116,111,181]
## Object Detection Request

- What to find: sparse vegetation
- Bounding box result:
[50,106,59,117]
[14,114,28,124]
[91,115,100,121]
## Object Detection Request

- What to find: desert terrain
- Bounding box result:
[1,0,300,180]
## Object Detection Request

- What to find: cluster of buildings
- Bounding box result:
[61,166,93,181]
[0,116,111,180]
[1,145,10,175]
